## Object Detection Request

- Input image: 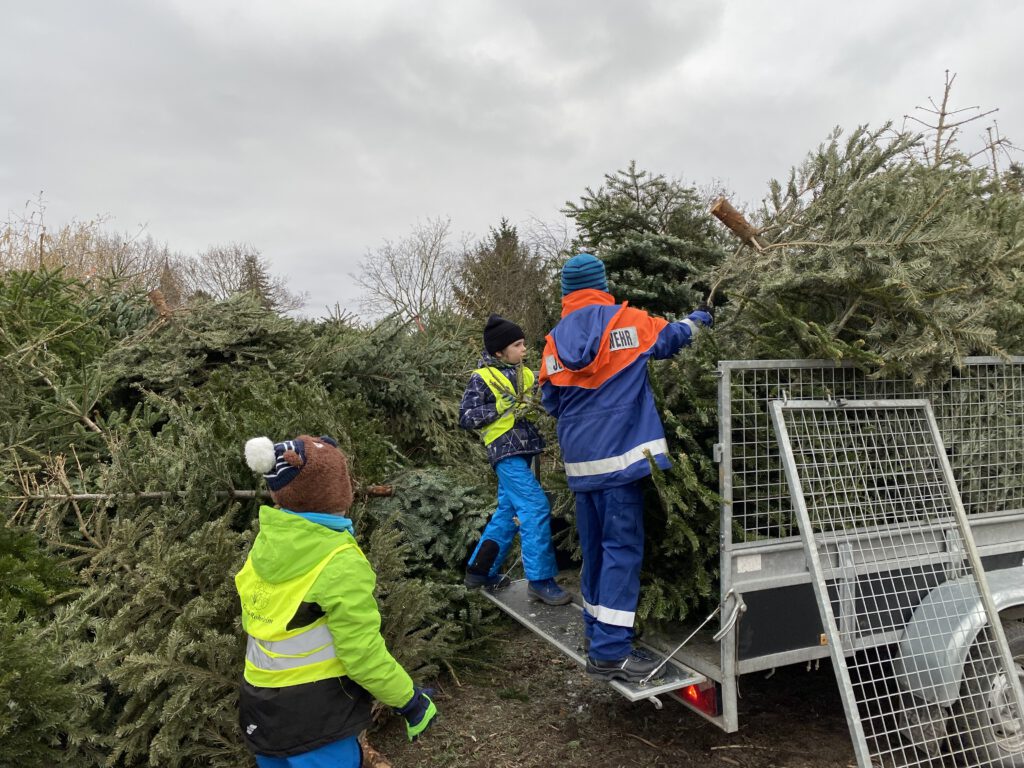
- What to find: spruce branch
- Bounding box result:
[54,452,104,549]
[0,319,91,367]
[895,188,951,247]
[832,297,863,335]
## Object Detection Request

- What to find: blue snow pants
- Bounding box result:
[468,455,558,582]
[575,480,645,661]
[255,735,360,768]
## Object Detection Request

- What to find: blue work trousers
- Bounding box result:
[255,735,360,768]
[575,481,645,661]
[469,455,557,582]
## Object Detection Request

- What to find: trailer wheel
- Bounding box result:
[954,619,1024,767]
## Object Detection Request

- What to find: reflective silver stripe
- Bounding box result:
[563,438,669,478]
[245,624,336,671]
[583,600,636,627]
[682,318,699,337]
[258,624,334,656]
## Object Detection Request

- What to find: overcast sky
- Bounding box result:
[2,1,1021,315]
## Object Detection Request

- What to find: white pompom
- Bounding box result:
[245,437,277,474]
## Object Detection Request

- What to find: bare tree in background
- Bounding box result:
[0,198,168,281]
[519,216,576,318]
[521,215,574,265]
[903,69,1019,175]
[1,199,305,313]
[180,243,306,312]
[180,244,248,300]
[353,217,457,324]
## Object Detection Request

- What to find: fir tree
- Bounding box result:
[238,252,274,311]
[714,124,1024,382]
[157,259,185,310]
[0,526,98,768]
[563,161,726,316]
[452,219,556,343]
[557,164,729,621]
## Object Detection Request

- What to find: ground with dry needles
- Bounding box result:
[374,618,854,768]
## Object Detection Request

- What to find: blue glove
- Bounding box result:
[395,687,438,742]
[692,302,714,328]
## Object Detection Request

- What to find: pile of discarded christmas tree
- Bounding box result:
[3,118,1022,767]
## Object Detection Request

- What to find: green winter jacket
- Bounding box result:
[235,505,414,756]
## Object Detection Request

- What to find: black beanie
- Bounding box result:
[483,314,525,355]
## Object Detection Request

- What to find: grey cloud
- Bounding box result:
[2,1,1020,314]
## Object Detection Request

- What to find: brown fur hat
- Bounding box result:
[244,434,354,514]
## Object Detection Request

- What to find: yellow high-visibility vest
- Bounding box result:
[474,366,535,446]
[235,542,358,688]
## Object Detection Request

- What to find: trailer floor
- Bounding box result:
[480,579,705,702]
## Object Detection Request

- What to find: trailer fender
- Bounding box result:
[893,566,1024,706]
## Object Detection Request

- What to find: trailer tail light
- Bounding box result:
[678,679,720,717]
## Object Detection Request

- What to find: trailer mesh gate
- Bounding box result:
[769,399,1024,767]
[724,358,1024,542]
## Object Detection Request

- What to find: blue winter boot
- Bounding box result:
[527,578,572,606]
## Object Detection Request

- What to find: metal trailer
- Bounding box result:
[485,356,1024,762]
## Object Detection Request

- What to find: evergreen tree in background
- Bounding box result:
[157,259,186,310]
[453,218,556,343]
[563,161,727,316]
[238,252,275,310]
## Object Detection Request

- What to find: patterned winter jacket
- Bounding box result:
[459,351,545,466]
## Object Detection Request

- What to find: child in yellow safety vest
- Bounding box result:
[458,314,571,606]
[236,434,437,767]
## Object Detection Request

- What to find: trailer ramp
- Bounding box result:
[483,579,705,702]
[770,399,1024,768]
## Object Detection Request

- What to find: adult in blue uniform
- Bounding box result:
[540,253,713,682]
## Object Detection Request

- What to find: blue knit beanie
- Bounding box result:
[561,253,608,296]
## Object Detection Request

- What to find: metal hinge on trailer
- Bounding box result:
[481,580,706,708]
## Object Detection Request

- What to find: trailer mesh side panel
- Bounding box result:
[725,359,1024,542]
[771,400,1024,768]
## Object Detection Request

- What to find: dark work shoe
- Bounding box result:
[464,572,511,591]
[586,647,663,683]
[527,578,572,606]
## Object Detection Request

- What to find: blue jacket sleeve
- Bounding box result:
[459,373,501,430]
[651,309,713,360]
